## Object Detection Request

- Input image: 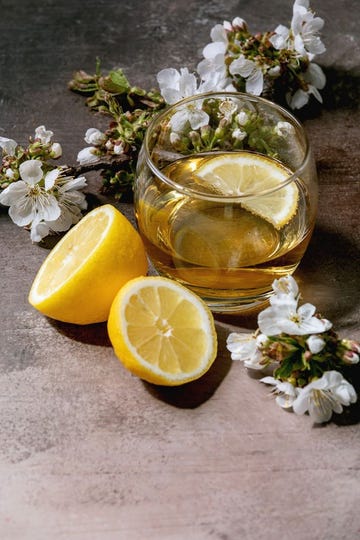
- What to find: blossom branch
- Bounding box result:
[226,275,359,424]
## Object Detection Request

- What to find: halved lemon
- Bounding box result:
[28,204,148,324]
[196,151,299,229]
[107,276,218,386]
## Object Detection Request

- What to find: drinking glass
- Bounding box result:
[134,92,318,313]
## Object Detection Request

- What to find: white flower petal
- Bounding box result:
[161,88,183,105]
[44,168,60,191]
[202,41,227,60]
[50,142,62,158]
[84,127,106,146]
[157,68,180,89]
[306,335,325,354]
[0,136,17,156]
[30,217,51,242]
[19,160,43,185]
[305,63,326,89]
[246,69,264,96]
[77,147,100,165]
[60,175,87,191]
[210,23,228,45]
[37,194,61,222]
[292,389,309,416]
[0,181,28,206]
[9,199,35,226]
[35,125,53,144]
[170,109,191,132]
[188,109,209,130]
[287,89,310,110]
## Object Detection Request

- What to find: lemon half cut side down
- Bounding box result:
[107,276,218,386]
[195,151,299,229]
[28,204,148,324]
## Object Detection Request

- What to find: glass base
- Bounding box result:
[193,289,273,314]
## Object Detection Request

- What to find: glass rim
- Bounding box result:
[142,91,311,201]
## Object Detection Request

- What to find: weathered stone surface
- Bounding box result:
[0,1,359,539]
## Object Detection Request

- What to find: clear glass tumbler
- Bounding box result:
[134,92,318,313]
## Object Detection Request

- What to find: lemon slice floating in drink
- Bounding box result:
[107,276,217,386]
[195,151,299,229]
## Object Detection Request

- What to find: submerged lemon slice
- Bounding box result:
[107,276,218,386]
[28,204,148,324]
[195,152,299,229]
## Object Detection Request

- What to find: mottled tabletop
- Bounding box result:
[1,1,359,539]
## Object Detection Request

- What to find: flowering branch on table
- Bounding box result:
[0,0,327,240]
[68,0,325,199]
[226,275,359,424]
[69,62,165,198]
[0,127,87,242]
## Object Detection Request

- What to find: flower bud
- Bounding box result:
[341,339,360,354]
[113,142,125,155]
[85,128,106,146]
[236,111,248,126]
[5,168,15,179]
[50,142,62,159]
[77,147,100,165]
[342,351,359,365]
[189,131,201,145]
[232,128,246,141]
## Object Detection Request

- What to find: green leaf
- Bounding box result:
[101,69,131,94]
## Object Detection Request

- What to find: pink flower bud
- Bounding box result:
[343,351,359,365]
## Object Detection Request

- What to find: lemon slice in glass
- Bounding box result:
[107,276,218,386]
[195,151,299,229]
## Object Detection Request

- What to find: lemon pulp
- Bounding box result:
[107,276,218,386]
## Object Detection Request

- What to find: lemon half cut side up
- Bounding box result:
[28,204,148,324]
[107,276,218,386]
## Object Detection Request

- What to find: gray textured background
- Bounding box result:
[0,1,359,539]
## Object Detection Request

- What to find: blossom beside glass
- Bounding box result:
[68,0,327,200]
[0,127,87,242]
[158,0,326,110]
[227,275,359,423]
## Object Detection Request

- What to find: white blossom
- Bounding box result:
[229,55,264,96]
[292,371,357,423]
[274,121,294,136]
[34,175,88,240]
[269,1,325,61]
[84,127,107,146]
[0,136,17,156]
[258,297,332,336]
[287,62,326,109]
[219,99,238,120]
[236,111,249,126]
[306,335,325,354]
[291,0,326,59]
[232,128,247,141]
[113,142,125,155]
[270,24,290,50]
[226,332,268,370]
[35,125,54,144]
[270,275,299,306]
[50,142,62,158]
[5,168,15,179]
[0,160,60,240]
[260,376,299,408]
[201,23,228,61]
[77,146,100,165]
[157,67,199,105]
[157,68,210,132]
[0,159,87,242]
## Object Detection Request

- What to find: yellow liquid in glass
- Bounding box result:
[135,153,313,305]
